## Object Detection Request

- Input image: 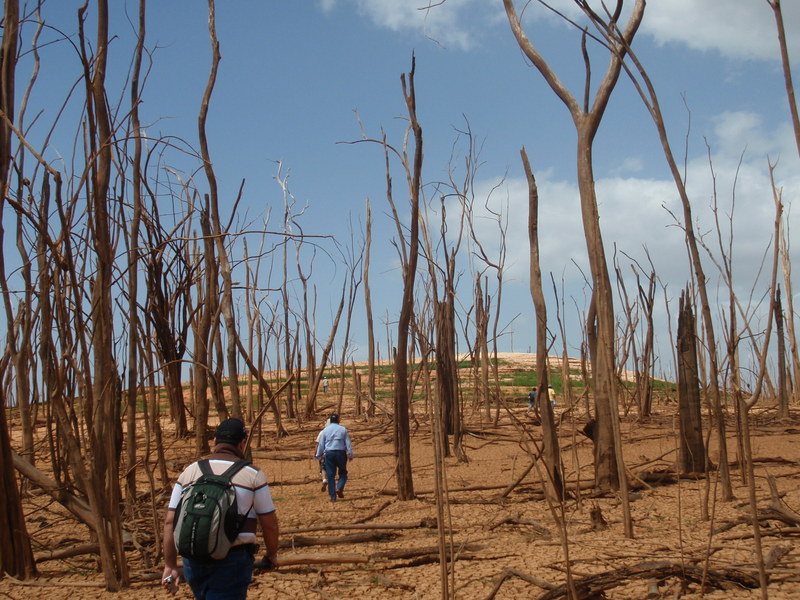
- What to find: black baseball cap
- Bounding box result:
[215,418,247,444]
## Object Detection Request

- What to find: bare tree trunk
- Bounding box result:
[211,187,244,418]
[125,0,146,506]
[775,286,789,419]
[199,0,242,418]
[193,205,217,453]
[303,282,346,420]
[84,1,129,587]
[335,232,364,415]
[293,241,316,419]
[768,0,800,159]
[0,358,36,580]
[364,199,377,417]
[502,5,642,521]
[637,269,656,417]
[0,0,35,468]
[610,6,734,501]
[474,277,491,420]
[393,58,423,501]
[521,147,564,500]
[676,291,706,474]
[282,200,296,420]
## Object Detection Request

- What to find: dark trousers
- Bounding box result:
[324,450,348,500]
[183,547,254,599]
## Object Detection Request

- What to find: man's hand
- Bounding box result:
[161,567,179,594]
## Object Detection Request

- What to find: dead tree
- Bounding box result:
[123,0,146,508]
[199,0,243,419]
[473,275,492,420]
[84,1,129,588]
[0,0,37,469]
[636,266,657,417]
[765,0,799,398]
[775,286,789,418]
[0,5,36,574]
[393,57,424,500]
[521,147,564,500]
[364,198,377,417]
[419,180,467,461]
[605,4,734,500]
[465,166,509,427]
[502,3,641,524]
[676,291,706,474]
[303,279,346,420]
[340,58,425,498]
[0,359,36,580]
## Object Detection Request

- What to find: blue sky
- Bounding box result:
[15,0,800,379]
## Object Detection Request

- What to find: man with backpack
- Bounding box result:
[314,413,354,502]
[161,418,279,598]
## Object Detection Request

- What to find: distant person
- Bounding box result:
[527,387,536,414]
[161,418,279,598]
[322,377,329,393]
[315,417,331,492]
[314,413,354,502]
[548,386,556,410]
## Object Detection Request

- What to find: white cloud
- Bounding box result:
[342,0,501,50]
[463,146,798,305]
[643,0,800,62]
[611,156,645,176]
[324,1,800,61]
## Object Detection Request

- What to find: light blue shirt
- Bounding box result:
[315,422,353,459]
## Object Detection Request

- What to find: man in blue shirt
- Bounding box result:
[314,413,354,502]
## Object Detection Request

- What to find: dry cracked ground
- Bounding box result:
[3,354,799,599]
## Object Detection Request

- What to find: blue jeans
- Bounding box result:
[183,549,255,599]
[324,450,348,500]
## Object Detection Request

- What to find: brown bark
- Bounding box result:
[83,0,129,588]
[0,364,36,579]
[364,199,377,417]
[521,147,563,500]
[392,57,423,501]
[676,291,706,474]
[502,4,642,519]
[775,286,789,418]
[124,0,146,510]
[610,7,734,501]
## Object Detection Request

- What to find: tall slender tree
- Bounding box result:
[502,1,642,510]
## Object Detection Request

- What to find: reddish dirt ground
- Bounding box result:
[2,354,799,599]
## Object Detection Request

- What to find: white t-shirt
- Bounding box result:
[168,453,275,545]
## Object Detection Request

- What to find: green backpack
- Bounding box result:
[173,459,249,560]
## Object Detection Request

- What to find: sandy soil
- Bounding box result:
[2,354,799,599]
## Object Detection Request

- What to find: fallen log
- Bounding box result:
[768,476,800,526]
[388,551,491,569]
[263,553,369,567]
[355,499,393,523]
[536,560,759,599]
[483,567,557,600]
[280,531,395,548]
[35,543,100,562]
[281,521,430,535]
[370,542,484,560]
[486,513,551,536]
[12,450,94,526]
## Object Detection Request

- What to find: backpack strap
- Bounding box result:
[220,460,251,529]
[198,459,213,476]
[220,459,250,480]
